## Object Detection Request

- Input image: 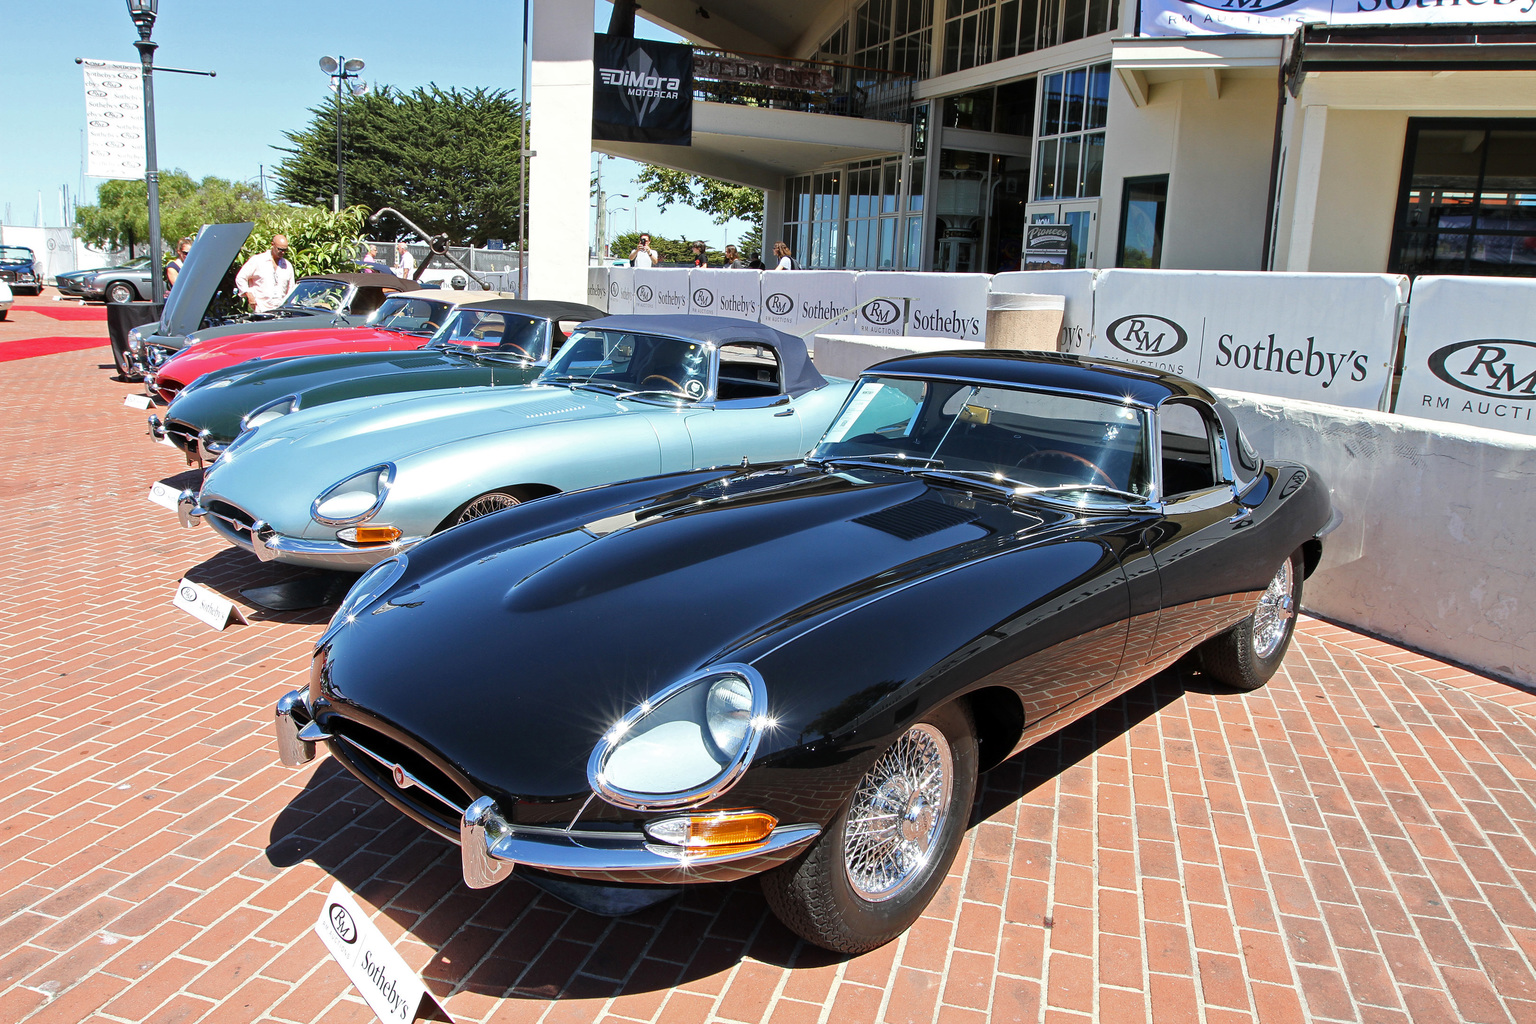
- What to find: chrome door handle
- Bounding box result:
[773,408,795,417]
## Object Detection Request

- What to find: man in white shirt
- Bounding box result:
[235,235,296,313]
[629,234,657,268]
[395,241,417,278]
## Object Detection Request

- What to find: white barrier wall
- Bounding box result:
[586,267,610,312]
[1398,276,1536,436]
[991,269,1096,355]
[1221,390,1536,687]
[758,271,857,336]
[606,267,635,314]
[632,268,690,316]
[853,272,990,342]
[687,268,761,321]
[1090,270,1408,410]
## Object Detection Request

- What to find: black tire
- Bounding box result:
[1197,548,1304,691]
[448,490,521,528]
[761,700,978,954]
[106,281,137,304]
[0,309,7,321]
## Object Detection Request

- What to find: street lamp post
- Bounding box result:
[126,0,163,303]
[318,56,367,211]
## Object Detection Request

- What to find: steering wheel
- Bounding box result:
[497,343,532,359]
[1016,449,1117,489]
[641,374,686,393]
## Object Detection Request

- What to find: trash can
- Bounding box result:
[984,293,1065,351]
[106,300,164,379]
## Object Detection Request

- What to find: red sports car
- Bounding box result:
[148,289,514,403]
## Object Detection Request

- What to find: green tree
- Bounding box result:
[74,171,274,256]
[610,231,716,266]
[239,205,370,280]
[634,166,765,255]
[273,85,526,246]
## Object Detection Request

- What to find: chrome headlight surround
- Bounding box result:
[318,555,409,647]
[241,394,300,431]
[311,463,395,526]
[587,664,768,812]
[126,326,146,352]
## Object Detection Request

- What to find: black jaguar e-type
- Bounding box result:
[273,351,1335,953]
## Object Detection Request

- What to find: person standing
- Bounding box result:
[690,241,707,267]
[723,245,747,269]
[394,241,417,278]
[771,241,794,270]
[360,243,389,272]
[629,234,658,268]
[164,237,192,290]
[234,234,295,313]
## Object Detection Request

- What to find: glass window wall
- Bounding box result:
[1033,62,1109,201]
[944,0,1117,75]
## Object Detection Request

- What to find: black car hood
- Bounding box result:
[321,467,1066,804]
[159,222,253,337]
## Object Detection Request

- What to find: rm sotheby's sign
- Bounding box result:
[315,881,442,1023]
[1142,0,1536,37]
[1089,269,1407,410]
[1399,276,1536,436]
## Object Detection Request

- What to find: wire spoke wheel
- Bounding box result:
[455,491,520,525]
[1251,557,1295,660]
[843,723,952,902]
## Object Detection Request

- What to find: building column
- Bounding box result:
[761,187,784,257]
[528,0,593,303]
[1284,103,1328,273]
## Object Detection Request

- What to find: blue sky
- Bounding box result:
[5,1,749,251]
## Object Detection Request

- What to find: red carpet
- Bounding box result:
[22,305,108,322]
[0,336,106,362]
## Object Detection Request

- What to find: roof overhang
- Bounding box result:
[1112,35,1286,107]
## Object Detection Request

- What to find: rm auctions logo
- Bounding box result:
[327,902,358,944]
[1429,339,1536,399]
[764,292,794,317]
[609,281,619,298]
[1106,314,1188,357]
[635,285,654,303]
[861,299,902,326]
[692,287,715,309]
[1184,0,1302,10]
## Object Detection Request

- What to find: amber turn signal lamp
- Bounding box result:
[338,525,402,544]
[644,810,778,849]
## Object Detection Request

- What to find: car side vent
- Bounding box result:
[854,500,978,541]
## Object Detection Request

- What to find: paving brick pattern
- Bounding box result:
[2,326,1535,1023]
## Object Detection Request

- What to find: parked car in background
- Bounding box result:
[57,257,156,303]
[179,315,851,571]
[151,299,602,459]
[272,350,1336,953]
[0,245,42,295]
[143,288,516,406]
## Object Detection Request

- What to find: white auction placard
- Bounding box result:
[631,268,690,316]
[122,393,153,410]
[853,273,990,343]
[605,266,634,315]
[147,480,181,511]
[688,268,761,321]
[81,59,146,180]
[991,269,1097,355]
[585,267,610,313]
[759,270,858,336]
[171,578,242,631]
[1397,276,1536,436]
[315,881,441,1024]
[1089,269,1406,410]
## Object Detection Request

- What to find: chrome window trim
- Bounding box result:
[859,370,1160,411]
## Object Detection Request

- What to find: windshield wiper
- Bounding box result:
[816,452,944,473]
[1013,483,1151,504]
[611,387,690,401]
[909,467,1025,496]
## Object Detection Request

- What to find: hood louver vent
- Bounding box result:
[854,500,978,541]
[505,395,583,419]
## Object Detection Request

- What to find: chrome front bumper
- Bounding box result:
[184,493,423,571]
[272,689,821,888]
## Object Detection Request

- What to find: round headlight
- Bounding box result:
[242,394,298,431]
[311,464,393,525]
[319,555,409,646]
[588,665,768,811]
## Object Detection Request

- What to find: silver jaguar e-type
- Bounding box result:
[180,315,852,571]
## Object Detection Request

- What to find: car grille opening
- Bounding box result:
[203,499,256,541]
[157,381,183,404]
[324,714,476,839]
[164,418,199,453]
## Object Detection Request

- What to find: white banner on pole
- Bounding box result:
[759,271,857,336]
[688,269,761,320]
[82,59,146,180]
[1397,276,1536,436]
[991,270,1097,355]
[586,267,610,312]
[632,268,690,316]
[853,273,990,342]
[1089,269,1406,410]
[1141,0,1536,37]
[605,266,635,315]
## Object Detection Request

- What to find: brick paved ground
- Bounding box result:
[2,310,1536,1023]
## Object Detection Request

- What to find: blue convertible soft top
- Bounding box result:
[582,314,829,397]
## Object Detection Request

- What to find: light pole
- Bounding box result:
[126,0,163,302]
[318,56,367,211]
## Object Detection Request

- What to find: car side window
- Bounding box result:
[351,288,389,316]
[717,342,783,401]
[551,319,584,356]
[1159,401,1225,498]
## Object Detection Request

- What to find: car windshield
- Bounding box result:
[365,295,450,334]
[812,375,1153,502]
[431,309,546,359]
[281,279,350,311]
[538,328,709,402]
[0,247,34,264]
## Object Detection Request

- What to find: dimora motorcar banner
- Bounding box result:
[593,35,693,146]
[1089,269,1408,409]
[1398,276,1536,436]
[1143,0,1536,36]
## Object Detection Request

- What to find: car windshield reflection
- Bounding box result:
[811,375,1153,503]
[366,296,449,334]
[431,310,545,361]
[282,279,350,312]
[538,329,708,403]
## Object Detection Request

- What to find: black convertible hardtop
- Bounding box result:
[457,298,606,322]
[868,349,1218,408]
[583,313,828,397]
